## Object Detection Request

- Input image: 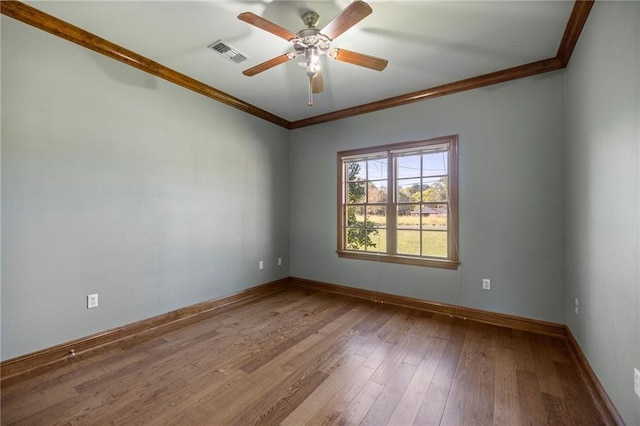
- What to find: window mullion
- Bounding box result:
[387,152,396,255]
[419,153,424,257]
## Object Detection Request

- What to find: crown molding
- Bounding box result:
[557,1,595,67]
[0,0,291,129]
[2,0,593,129]
[290,58,563,129]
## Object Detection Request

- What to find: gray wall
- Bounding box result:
[290,72,566,323]
[3,5,638,422]
[564,2,640,424]
[1,17,290,360]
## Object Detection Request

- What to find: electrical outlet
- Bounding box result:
[482,279,490,290]
[277,257,282,266]
[634,368,640,399]
[574,297,579,315]
[258,260,264,270]
[87,293,98,309]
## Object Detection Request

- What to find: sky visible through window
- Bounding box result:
[359,151,448,191]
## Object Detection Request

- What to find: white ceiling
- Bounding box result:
[26,1,574,122]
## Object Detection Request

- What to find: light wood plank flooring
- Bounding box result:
[1,287,609,425]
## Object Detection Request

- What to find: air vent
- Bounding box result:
[208,40,249,64]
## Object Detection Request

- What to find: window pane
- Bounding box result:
[397,230,420,255]
[367,181,387,203]
[397,205,420,229]
[366,228,386,253]
[347,227,383,252]
[422,231,447,257]
[423,204,448,229]
[422,151,448,176]
[397,203,414,217]
[346,206,365,227]
[397,178,420,202]
[347,182,366,203]
[367,158,387,180]
[346,228,367,250]
[397,155,421,179]
[366,205,386,228]
[422,177,448,202]
[346,161,366,182]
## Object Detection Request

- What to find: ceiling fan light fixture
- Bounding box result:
[305,46,321,74]
[304,46,322,107]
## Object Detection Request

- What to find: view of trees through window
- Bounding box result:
[339,137,458,268]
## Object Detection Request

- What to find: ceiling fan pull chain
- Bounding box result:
[307,75,314,106]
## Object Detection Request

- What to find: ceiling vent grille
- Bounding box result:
[208,40,249,64]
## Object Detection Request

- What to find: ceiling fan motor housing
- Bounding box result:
[293,28,331,57]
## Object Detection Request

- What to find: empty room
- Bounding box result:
[1,0,638,424]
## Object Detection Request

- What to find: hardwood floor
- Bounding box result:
[1,287,609,425]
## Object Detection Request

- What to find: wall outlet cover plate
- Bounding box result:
[87,294,98,309]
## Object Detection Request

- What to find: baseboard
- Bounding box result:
[1,278,288,387]
[289,276,566,337]
[565,328,625,425]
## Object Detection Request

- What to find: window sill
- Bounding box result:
[336,250,460,270]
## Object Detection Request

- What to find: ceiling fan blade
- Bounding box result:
[238,12,297,41]
[331,48,388,71]
[243,54,292,76]
[312,70,324,94]
[321,0,372,41]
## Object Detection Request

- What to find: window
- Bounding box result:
[337,135,459,269]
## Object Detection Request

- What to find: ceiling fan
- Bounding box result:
[238,0,388,106]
